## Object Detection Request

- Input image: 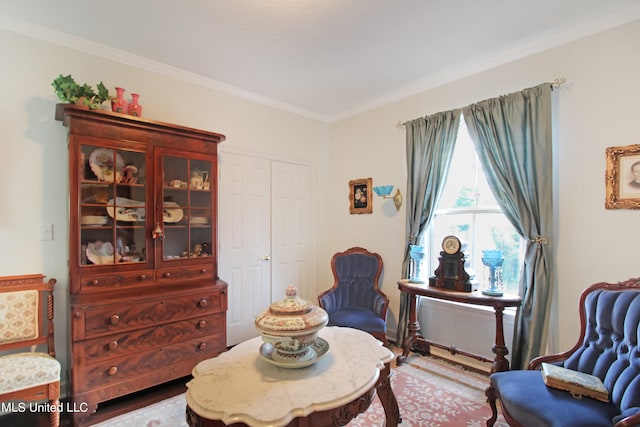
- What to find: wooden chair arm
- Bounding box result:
[613,409,640,427]
[528,352,571,370]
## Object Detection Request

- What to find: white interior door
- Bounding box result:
[219,154,314,346]
[271,161,315,301]
[219,153,271,345]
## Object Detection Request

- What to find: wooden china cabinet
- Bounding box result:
[56,104,227,426]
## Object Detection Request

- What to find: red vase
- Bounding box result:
[128,93,143,117]
[111,87,128,113]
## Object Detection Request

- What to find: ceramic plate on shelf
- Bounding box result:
[89,148,125,182]
[189,216,208,225]
[106,198,146,222]
[163,201,184,223]
[81,215,109,226]
[259,337,330,369]
[86,241,121,265]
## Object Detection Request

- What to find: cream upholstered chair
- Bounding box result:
[0,274,60,427]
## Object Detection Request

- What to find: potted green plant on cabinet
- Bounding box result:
[51,74,111,110]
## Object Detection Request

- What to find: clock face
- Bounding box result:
[442,235,461,255]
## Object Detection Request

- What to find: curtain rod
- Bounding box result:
[395,77,567,128]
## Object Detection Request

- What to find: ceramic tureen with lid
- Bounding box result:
[255,284,329,367]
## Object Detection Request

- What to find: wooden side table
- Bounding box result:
[186,327,401,427]
[396,280,521,372]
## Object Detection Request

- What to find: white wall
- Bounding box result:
[326,20,640,355]
[3,17,640,389]
[0,28,330,394]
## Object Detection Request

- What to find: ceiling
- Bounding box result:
[1,0,640,122]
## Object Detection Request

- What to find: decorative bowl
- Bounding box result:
[255,285,328,361]
[259,337,331,368]
[481,249,505,267]
[409,244,426,260]
[373,185,394,197]
[86,241,121,265]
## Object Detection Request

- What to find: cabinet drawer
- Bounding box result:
[78,313,224,363]
[82,335,225,390]
[82,290,225,336]
[156,264,214,283]
[80,270,155,290]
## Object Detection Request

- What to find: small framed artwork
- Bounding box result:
[605,144,640,209]
[349,177,373,214]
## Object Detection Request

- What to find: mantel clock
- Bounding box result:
[429,235,479,292]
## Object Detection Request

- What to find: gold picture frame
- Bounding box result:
[349,177,373,214]
[605,144,640,209]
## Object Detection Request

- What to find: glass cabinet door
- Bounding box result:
[79,144,147,266]
[162,154,213,261]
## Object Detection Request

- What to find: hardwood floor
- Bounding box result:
[0,377,188,426]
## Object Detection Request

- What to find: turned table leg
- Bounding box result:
[397,293,431,365]
[397,294,421,365]
[491,306,510,372]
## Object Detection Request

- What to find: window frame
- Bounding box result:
[418,120,523,296]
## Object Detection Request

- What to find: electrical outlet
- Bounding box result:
[39,224,53,241]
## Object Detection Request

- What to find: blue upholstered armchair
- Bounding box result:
[318,247,389,345]
[486,278,640,427]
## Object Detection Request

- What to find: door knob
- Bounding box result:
[262,255,271,261]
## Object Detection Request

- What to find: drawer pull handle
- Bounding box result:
[110,315,120,325]
[200,268,207,274]
[92,279,99,286]
[198,320,207,329]
[198,299,208,308]
[198,342,207,351]
[139,274,147,281]
[164,272,171,278]
[108,366,118,376]
[108,340,118,350]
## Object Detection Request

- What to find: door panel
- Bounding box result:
[271,161,314,301]
[219,155,314,346]
[219,153,271,345]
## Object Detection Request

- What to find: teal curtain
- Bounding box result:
[462,83,554,369]
[396,109,461,345]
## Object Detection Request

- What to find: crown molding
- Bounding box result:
[0,13,332,124]
[1,6,639,125]
[329,5,640,123]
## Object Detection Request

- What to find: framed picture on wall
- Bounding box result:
[605,144,640,209]
[349,177,373,214]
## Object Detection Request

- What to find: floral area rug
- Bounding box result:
[93,351,508,427]
[349,353,508,427]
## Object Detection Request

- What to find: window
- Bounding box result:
[421,118,523,295]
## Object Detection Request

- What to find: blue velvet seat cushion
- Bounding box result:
[325,307,386,333]
[491,370,620,427]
